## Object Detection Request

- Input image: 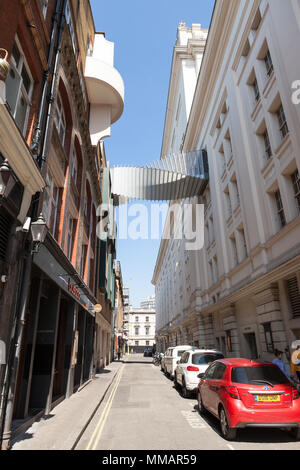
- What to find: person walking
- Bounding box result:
[117,348,121,361]
[272,349,291,378]
[291,344,300,382]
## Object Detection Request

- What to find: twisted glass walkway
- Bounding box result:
[110,149,209,205]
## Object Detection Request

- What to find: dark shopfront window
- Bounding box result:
[226,330,232,353]
[263,322,274,353]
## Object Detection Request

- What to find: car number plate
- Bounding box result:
[255,394,280,402]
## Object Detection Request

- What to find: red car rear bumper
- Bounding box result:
[225,399,300,429]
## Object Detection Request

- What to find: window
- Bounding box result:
[135,328,139,336]
[275,189,286,228]
[263,323,274,353]
[39,0,48,17]
[231,366,289,385]
[192,353,224,365]
[146,316,149,322]
[264,49,274,77]
[145,327,150,335]
[66,217,75,259]
[146,341,150,346]
[253,78,260,103]
[177,350,188,358]
[204,362,218,379]
[226,330,232,352]
[263,129,272,161]
[277,105,289,139]
[287,277,300,318]
[135,316,139,323]
[230,235,238,267]
[43,171,59,237]
[135,341,139,346]
[213,363,226,380]
[80,244,87,278]
[224,186,232,220]
[6,39,33,136]
[292,170,300,214]
[71,150,78,185]
[54,91,66,146]
[65,1,78,58]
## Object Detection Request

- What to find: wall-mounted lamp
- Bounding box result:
[0,159,17,198]
[31,213,47,253]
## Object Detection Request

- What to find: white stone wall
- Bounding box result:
[154,1,300,362]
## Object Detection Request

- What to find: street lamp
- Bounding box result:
[30,213,48,253]
[0,160,17,198]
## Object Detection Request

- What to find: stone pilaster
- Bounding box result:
[196,315,206,348]
[203,314,215,349]
[221,305,241,357]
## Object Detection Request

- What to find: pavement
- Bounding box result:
[11,358,125,450]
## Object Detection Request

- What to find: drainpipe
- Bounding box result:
[32,0,67,171]
[37,0,67,170]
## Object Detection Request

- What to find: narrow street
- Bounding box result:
[75,355,300,451]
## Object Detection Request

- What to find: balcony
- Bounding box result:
[85,33,124,145]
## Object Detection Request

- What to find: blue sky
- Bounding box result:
[90,0,215,307]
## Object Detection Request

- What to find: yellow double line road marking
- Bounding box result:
[86,364,125,450]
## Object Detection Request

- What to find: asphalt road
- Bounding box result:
[75,354,300,451]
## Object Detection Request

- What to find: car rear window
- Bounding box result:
[192,353,224,365]
[231,366,290,385]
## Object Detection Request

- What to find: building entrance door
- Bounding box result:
[244,332,258,359]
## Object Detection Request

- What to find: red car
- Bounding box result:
[197,358,300,441]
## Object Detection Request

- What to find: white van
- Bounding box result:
[162,345,194,378]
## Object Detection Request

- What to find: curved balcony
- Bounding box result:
[85,34,125,145]
[85,58,124,123]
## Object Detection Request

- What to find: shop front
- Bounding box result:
[12,235,96,423]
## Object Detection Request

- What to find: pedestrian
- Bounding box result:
[291,344,300,382]
[117,348,121,361]
[272,349,291,378]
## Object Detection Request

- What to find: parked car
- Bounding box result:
[174,349,224,398]
[161,345,194,379]
[143,348,152,357]
[197,358,300,441]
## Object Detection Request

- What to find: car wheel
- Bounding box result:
[197,390,206,414]
[181,379,190,399]
[174,373,180,389]
[219,407,237,441]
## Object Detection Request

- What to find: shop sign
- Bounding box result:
[68,278,81,301]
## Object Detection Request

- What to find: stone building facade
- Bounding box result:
[154,0,300,372]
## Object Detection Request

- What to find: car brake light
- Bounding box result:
[187,366,199,372]
[225,386,240,400]
[292,387,299,400]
